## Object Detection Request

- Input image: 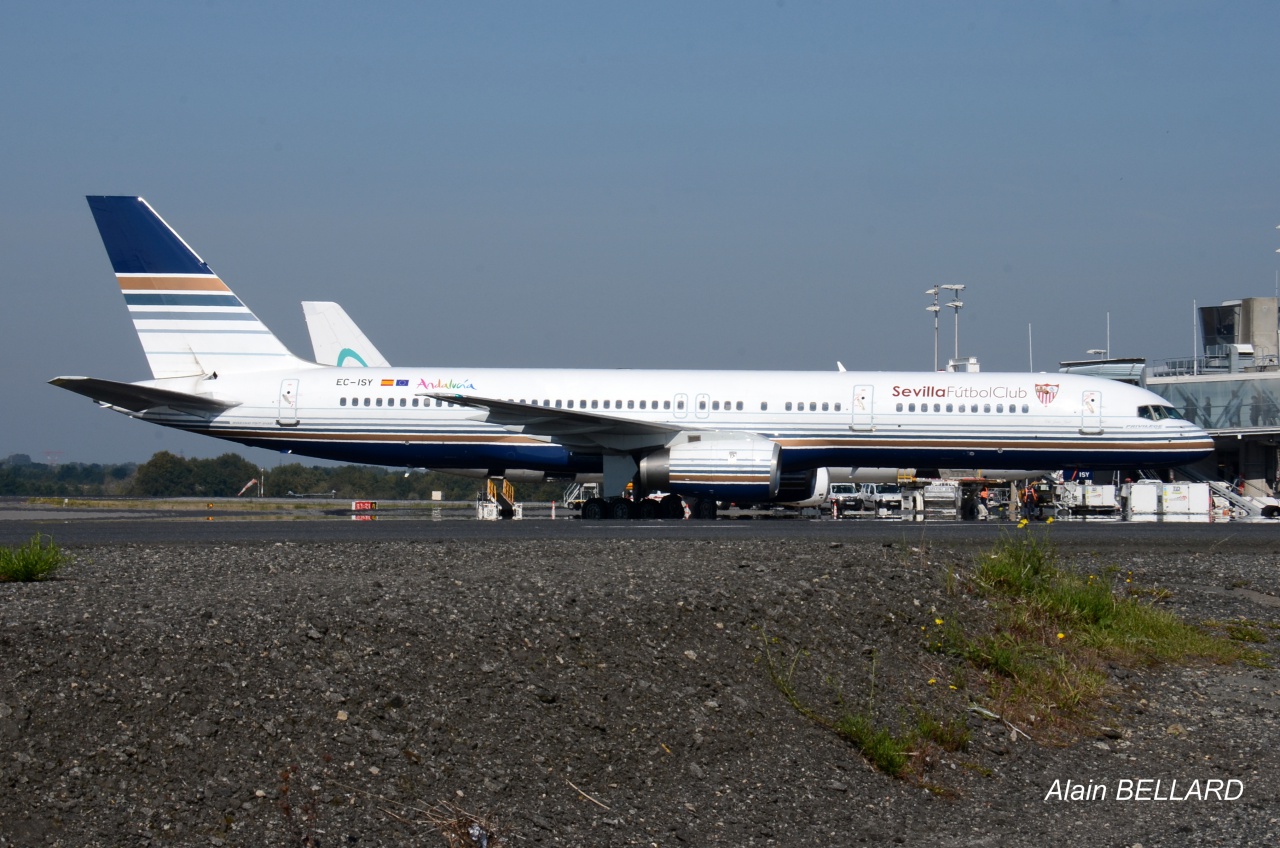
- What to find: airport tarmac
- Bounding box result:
[1,498,1278,549]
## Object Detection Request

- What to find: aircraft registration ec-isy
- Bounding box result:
[51,196,1214,519]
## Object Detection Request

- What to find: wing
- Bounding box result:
[423,392,683,447]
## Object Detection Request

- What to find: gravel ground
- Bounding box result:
[1,532,1278,847]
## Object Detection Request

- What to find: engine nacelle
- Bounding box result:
[774,467,832,507]
[639,436,780,500]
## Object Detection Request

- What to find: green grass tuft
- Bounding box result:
[0,534,65,582]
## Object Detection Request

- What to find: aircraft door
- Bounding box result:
[852,384,874,431]
[1080,390,1102,434]
[674,393,688,419]
[277,379,300,427]
[695,393,710,419]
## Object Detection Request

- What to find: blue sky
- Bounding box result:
[4,1,1280,464]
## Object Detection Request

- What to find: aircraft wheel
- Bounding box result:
[638,498,660,519]
[607,498,636,520]
[580,498,606,520]
[660,494,686,519]
[693,498,718,520]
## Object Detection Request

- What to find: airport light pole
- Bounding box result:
[926,287,941,371]
[941,284,966,363]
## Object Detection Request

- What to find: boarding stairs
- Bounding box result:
[1176,468,1278,519]
[477,477,522,520]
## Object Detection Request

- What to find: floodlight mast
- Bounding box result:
[925,287,941,371]
[941,284,966,362]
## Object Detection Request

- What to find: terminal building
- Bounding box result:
[1061,296,1280,498]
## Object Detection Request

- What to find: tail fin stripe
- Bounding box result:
[139,328,275,336]
[130,311,260,322]
[123,293,244,307]
[118,276,231,293]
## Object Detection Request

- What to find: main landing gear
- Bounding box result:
[579,494,715,520]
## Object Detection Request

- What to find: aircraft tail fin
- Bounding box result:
[301,301,392,367]
[86,196,303,379]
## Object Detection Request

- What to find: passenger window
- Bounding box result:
[652,400,659,409]
[664,400,671,410]
[628,400,635,409]
[821,402,829,411]
[567,400,574,409]
[591,400,598,409]
[809,402,817,411]
[834,403,841,412]
[412,398,419,408]
[339,397,347,407]
[640,400,648,410]
[736,401,743,411]
[712,401,720,411]
[677,400,685,410]
[933,403,941,412]
[785,402,793,411]
[983,404,990,413]
[400,398,407,407]
[698,399,706,410]
[996,404,1004,413]
[946,403,953,412]
[555,400,562,408]
[603,400,610,409]
[1021,404,1028,413]
[376,398,383,407]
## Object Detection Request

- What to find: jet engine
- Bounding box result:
[638,435,780,500]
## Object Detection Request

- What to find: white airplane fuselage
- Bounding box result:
[120,365,1209,477]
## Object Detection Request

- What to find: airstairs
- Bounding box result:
[1176,468,1279,519]
[477,477,521,520]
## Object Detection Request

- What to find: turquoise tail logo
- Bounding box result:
[335,348,369,367]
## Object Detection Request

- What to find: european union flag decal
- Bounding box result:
[395,379,409,387]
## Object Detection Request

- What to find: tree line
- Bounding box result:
[0,452,569,502]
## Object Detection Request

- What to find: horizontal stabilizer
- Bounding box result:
[50,376,240,414]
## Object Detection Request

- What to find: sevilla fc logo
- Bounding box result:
[1035,383,1059,405]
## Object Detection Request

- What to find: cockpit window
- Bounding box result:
[1138,405,1183,421]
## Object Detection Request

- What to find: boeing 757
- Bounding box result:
[51,197,1214,518]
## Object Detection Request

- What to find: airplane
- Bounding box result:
[301,300,1058,506]
[51,196,1215,519]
